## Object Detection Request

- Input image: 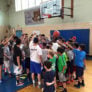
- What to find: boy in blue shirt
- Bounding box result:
[66,43,86,88]
[73,44,86,88]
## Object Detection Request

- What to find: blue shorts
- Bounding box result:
[30,61,41,74]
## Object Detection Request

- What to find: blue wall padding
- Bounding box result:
[50,29,90,54]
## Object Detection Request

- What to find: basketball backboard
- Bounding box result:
[40,0,62,18]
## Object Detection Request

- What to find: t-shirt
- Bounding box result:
[52,43,60,52]
[58,54,66,73]
[44,70,55,92]
[23,45,30,58]
[73,49,86,68]
[4,46,11,61]
[13,45,22,66]
[63,52,68,62]
[49,56,56,71]
[29,41,42,63]
[67,50,74,61]
[42,49,48,63]
[0,44,4,58]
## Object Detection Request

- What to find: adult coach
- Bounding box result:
[29,37,42,88]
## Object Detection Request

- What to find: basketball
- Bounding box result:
[53,31,60,38]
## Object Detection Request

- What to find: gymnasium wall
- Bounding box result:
[0,0,9,40]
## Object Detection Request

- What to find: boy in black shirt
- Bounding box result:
[13,38,24,86]
[43,61,56,92]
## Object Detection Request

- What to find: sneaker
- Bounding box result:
[80,83,85,87]
[74,84,80,88]
[0,80,2,84]
[67,81,71,84]
[38,84,41,89]
[16,82,24,86]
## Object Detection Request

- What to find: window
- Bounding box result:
[28,0,36,8]
[36,0,42,6]
[42,0,49,2]
[15,0,22,11]
[15,0,51,12]
[21,0,29,9]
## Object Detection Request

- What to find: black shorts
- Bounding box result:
[69,60,74,74]
[66,60,73,75]
[0,58,3,65]
[25,57,30,69]
[76,66,84,77]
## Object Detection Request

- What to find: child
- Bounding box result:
[66,42,86,88]
[4,42,12,76]
[42,43,48,63]
[47,50,56,71]
[13,38,24,86]
[73,44,86,88]
[43,61,56,92]
[66,46,74,83]
[57,47,67,92]
[23,40,30,81]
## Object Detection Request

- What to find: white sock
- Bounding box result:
[33,80,35,84]
[38,81,41,85]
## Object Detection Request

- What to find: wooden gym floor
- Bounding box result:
[18,60,92,92]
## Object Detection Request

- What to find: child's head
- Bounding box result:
[48,50,54,59]
[79,44,85,51]
[57,47,65,55]
[73,42,79,49]
[16,38,21,45]
[44,61,52,70]
[33,37,39,44]
[42,42,47,49]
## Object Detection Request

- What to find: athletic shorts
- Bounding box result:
[14,64,23,76]
[76,66,84,77]
[30,61,41,74]
[58,72,66,82]
[25,58,30,69]
[66,60,74,75]
[4,60,10,68]
[0,58,3,65]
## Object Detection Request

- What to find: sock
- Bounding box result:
[82,80,85,86]
[33,80,35,84]
[8,71,11,74]
[38,81,41,85]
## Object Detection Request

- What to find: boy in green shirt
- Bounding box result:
[57,47,67,92]
[48,50,56,71]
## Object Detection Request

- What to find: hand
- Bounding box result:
[18,65,22,70]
